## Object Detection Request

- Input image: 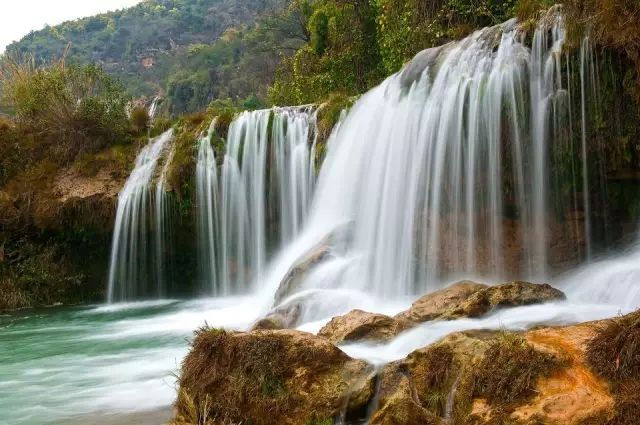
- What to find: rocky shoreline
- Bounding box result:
[169,281,639,425]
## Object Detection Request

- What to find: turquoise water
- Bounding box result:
[0,297,261,425]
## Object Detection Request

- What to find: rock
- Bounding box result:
[251,302,302,330]
[400,45,449,88]
[443,281,566,319]
[368,379,440,425]
[396,280,565,324]
[395,280,488,323]
[370,331,495,425]
[512,323,614,424]
[318,309,412,344]
[273,240,331,306]
[173,328,376,425]
[368,319,617,425]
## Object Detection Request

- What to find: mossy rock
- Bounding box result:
[172,328,376,425]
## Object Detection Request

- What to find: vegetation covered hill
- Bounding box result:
[7,0,292,113]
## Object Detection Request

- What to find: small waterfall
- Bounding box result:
[262,14,601,299]
[196,119,221,295]
[148,96,162,122]
[107,129,175,302]
[196,107,317,295]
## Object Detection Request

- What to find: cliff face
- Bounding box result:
[0,143,132,311]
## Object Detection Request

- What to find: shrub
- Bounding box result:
[0,53,132,160]
[129,105,150,134]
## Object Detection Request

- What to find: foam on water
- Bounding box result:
[0,297,261,425]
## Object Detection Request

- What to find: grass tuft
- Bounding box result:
[473,332,564,405]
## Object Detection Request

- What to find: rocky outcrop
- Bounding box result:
[396,280,565,323]
[395,280,488,323]
[172,328,376,425]
[443,281,566,319]
[309,281,565,345]
[318,310,412,344]
[273,240,331,306]
[175,306,638,425]
[252,300,303,330]
[368,320,619,425]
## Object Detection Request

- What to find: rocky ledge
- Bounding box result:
[171,283,638,425]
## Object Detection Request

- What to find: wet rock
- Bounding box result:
[395,280,488,323]
[368,319,617,425]
[173,328,376,425]
[370,331,494,425]
[443,281,566,319]
[318,309,412,344]
[251,302,302,330]
[272,240,331,306]
[368,378,441,425]
[399,45,449,88]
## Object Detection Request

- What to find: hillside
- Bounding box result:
[7,0,291,113]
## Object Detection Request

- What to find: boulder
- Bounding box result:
[368,319,617,425]
[251,302,302,331]
[396,280,565,324]
[273,240,331,306]
[369,331,494,425]
[318,309,412,344]
[442,281,566,319]
[395,280,488,323]
[173,328,376,425]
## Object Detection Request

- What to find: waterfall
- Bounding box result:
[196,107,317,295]
[196,119,221,295]
[107,129,175,302]
[262,14,599,300]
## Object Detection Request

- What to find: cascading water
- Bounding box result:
[196,107,317,295]
[262,13,601,301]
[107,129,175,302]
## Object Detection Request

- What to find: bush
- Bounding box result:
[0,54,132,160]
[129,105,150,134]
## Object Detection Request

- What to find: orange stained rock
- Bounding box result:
[512,323,614,424]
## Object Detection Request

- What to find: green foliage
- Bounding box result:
[0,239,86,311]
[309,10,329,56]
[269,0,385,105]
[130,105,150,134]
[9,0,295,114]
[374,0,519,74]
[0,55,131,159]
[243,93,264,110]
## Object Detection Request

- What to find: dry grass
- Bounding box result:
[175,327,293,425]
[473,332,564,405]
[585,310,640,425]
[586,310,640,382]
